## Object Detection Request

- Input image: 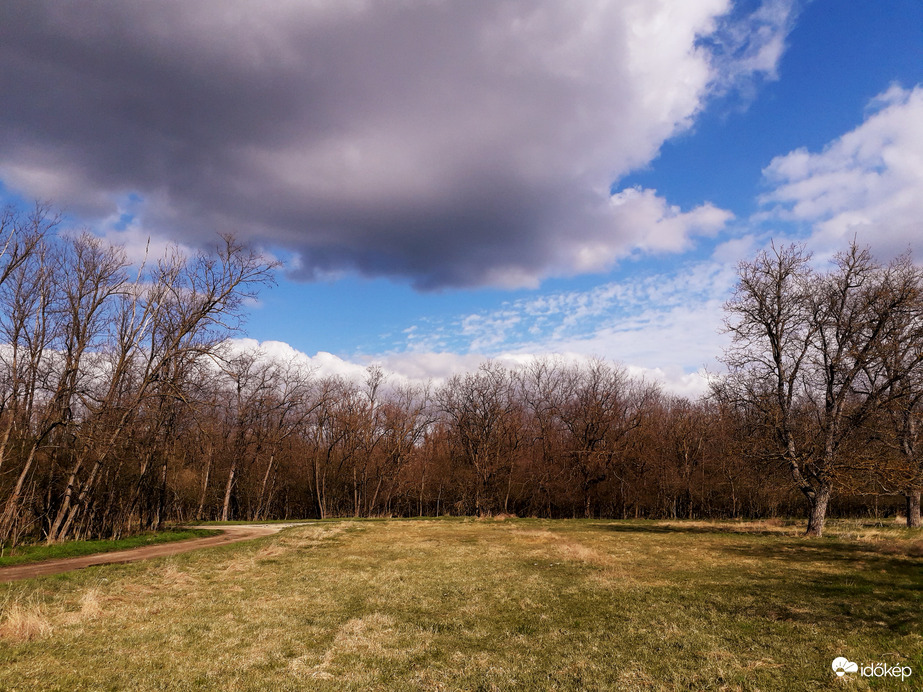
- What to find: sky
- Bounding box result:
[1,0,921,396]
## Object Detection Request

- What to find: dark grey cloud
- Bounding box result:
[0,1,791,289]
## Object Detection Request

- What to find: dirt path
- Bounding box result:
[0,524,300,583]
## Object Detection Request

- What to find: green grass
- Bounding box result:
[0,528,220,567]
[0,518,920,691]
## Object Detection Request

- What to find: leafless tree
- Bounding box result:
[722,242,923,535]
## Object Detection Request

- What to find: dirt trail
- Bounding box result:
[0,524,300,583]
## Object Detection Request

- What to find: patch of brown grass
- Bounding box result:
[158,562,197,587]
[78,589,102,618]
[291,612,433,681]
[60,587,104,626]
[0,601,52,642]
[255,544,286,560]
[511,527,565,553]
[556,538,611,564]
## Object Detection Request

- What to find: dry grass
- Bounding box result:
[0,598,52,642]
[77,588,102,618]
[0,518,920,690]
[291,612,434,681]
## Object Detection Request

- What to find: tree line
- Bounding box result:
[0,206,920,543]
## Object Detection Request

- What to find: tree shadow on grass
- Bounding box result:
[591,521,923,635]
[592,520,921,543]
[730,541,922,635]
[590,521,802,537]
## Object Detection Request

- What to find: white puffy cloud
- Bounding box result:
[604,187,732,257]
[223,338,371,382]
[759,84,923,256]
[0,1,789,288]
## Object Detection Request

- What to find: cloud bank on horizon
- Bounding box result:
[0,0,794,289]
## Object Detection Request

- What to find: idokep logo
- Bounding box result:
[832,657,858,677]
[832,656,913,682]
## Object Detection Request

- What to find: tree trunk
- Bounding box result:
[58,458,104,541]
[312,456,326,520]
[1,443,39,542]
[805,484,831,537]
[418,465,425,517]
[153,453,169,530]
[370,474,384,517]
[0,417,15,476]
[254,453,275,521]
[221,460,237,522]
[907,491,921,529]
[196,449,212,521]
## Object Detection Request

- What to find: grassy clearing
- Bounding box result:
[0,528,220,567]
[0,518,920,691]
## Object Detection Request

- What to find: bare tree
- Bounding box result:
[722,242,923,536]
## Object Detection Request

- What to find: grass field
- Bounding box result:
[0,528,220,568]
[0,518,920,691]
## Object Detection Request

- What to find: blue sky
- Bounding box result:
[1,0,921,394]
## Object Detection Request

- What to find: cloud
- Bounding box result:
[507,260,736,382]
[759,84,923,257]
[704,0,800,89]
[374,254,741,395]
[223,338,371,382]
[372,351,496,385]
[231,337,718,398]
[0,1,789,289]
